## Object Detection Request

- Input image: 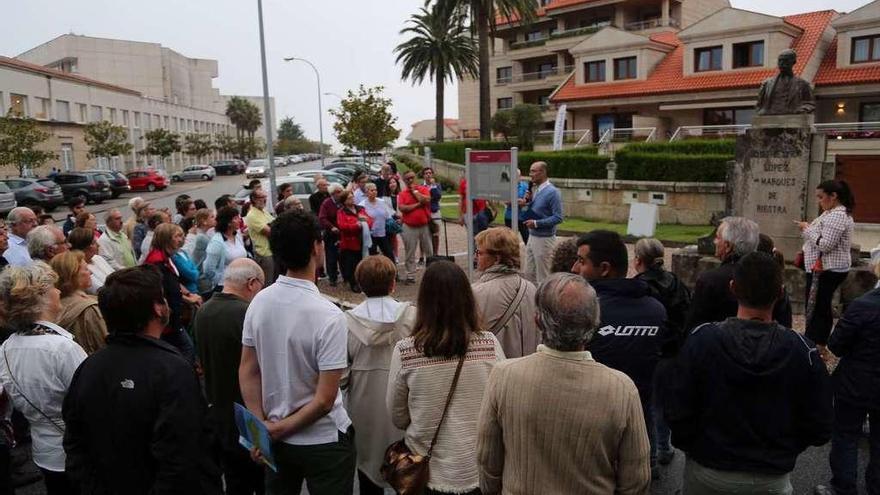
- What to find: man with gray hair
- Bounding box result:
[27,224,68,263]
[194,258,265,495]
[4,207,38,266]
[686,217,792,331]
[477,272,650,494]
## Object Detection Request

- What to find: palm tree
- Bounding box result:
[225,96,248,142]
[396,2,478,143]
[436,0,536,140]
[225,97,262,158]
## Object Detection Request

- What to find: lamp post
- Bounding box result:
[256,0,277,205]
[283,57,325,167]
[323,92,343,100]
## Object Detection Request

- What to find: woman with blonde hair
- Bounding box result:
[68,227,115,294]
[0,263,87,494]
[471,226,539,358]
[50,251,108,355]
[387,261,504,495]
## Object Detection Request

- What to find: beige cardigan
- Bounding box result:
[387,332,505,493]
[477,345,651,495]
[471,266,540,358]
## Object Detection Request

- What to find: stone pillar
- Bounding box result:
[661,0,670,27]
[728,114,824,260]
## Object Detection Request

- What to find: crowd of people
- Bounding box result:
[0,163,871,495]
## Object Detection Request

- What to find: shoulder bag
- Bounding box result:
[381,352,467,495]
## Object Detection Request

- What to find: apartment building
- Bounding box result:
[1,34,276,174]
[406,119,461,144]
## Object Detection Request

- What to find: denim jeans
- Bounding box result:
[266,427,356,495]
[323,234,340,283]
[829,399,879,495]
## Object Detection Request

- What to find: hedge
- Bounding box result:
[623,139,735,156]
[425,140,597,165]
[614,150,730,182]
[518,151,611,180]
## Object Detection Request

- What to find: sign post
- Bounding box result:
[465,147,519,280]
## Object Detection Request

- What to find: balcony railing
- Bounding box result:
[510,37,548,50]
[535,129,595,148]
[598,127,657,144]
[548,25,604,40]
[670,124,751,141]
[813,122,880,139]
[508,65,574,83]
[625,17,680,31]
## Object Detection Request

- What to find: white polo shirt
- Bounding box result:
[242,275,351,445]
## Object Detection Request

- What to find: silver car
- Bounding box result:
[0,182,17,216]
[171,164,216,182]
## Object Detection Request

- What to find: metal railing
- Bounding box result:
[813,121,880,139]
[510,37,548,50]
[597,127,658,144]
[535,129,595,147]
[625,17,680,31]
[548,25,605,40]
[670,124,751,141]
[510,65,574,83]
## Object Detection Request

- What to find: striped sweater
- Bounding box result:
[387,332,505,493]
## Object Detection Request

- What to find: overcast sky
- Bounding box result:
[3,0,873,149]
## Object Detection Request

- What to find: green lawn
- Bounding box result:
[439,204,712,244]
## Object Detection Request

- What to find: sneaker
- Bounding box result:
[658,449,675,466]
[417,258,425,266]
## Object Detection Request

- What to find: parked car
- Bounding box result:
[210,159,246,175]
[0,182,17,216]
[246,159,269,179]
[1,178,64,211]
[288,169,349,187]
[171,164,216,183]
[83,169,130,198]
[126,169,169,192]
[52,172,113,204]
[259,177,319,212]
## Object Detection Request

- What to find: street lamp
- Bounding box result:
[323,92,343,100]
[256,0,277,206]
[283,57,325,167]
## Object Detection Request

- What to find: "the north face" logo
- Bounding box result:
[598,325,660,337]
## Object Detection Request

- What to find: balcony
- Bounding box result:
[624,17,680,31]
[813,122,880,139]
[510,37,548,50]
[507,66,574,91]
[544,25,604,52]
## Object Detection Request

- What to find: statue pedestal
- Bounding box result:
[728,114,818,260]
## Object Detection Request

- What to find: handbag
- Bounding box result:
[385,217,403,235]
[381,352,467,495]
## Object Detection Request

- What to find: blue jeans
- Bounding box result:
[829,399,879,495]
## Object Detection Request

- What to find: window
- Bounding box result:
[133,112,141,128]
[109,108,117,124]
[537,62,556,78]
[153,114,160,129]
[585,60,606,82]
[861,102,880,122]
[733,41,764,68]
[121,110,129,127]
[526,31,544,42]
[10,94,27,117]
[77,104,87,122]
[0,92,4,115]
[852,35,880,63]
[703,107,754,126]
[538,95,551,107]
[614,57,637,80]
[164,116,169,129]
[60,144,75,172]
[35,98,50,119]
[496,67,512,84]
[695,46,723,72]
[91,106,103,122]
[497,97,513,110]
[143,113,151,130]
[56,100,70,122]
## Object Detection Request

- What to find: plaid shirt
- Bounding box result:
[802,205,854,272]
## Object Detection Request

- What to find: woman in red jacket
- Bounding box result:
[337,190,373,292]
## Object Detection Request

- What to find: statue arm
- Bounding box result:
[799,80,816,114]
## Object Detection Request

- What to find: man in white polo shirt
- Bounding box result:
[239,209,354,494]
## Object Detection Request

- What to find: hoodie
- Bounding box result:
[635,267,691,356]
[343,297,416,487]
[665,318,833,475]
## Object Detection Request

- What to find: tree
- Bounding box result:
[490,109,516,144]
[84,121,132,167]
[329,85,400,152]
[437,0,536,140]
[225,97,262,159]
[184,133,215,161]
[395,1,478,143]
[141,129,181,164]
[277,117,305,141]
[511,104,544,151]
[0,112,56,177]
[213,133,239,156]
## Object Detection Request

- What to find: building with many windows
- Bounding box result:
[1,34,275,174]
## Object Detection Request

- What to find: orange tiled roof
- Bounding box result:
[814,36,880,87]
[552,10,837,103]
[545,0,604,11]
[0,56,141,96]
[496,7,546,27]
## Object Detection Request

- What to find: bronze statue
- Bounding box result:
[755,49,815,115]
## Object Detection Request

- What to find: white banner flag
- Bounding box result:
[552,104,567,151]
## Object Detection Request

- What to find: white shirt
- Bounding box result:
[86,255,115,295]
[224,233,248,265]
[3,233,32,267]
[138,231,154,265]
[0,321,87,471]
[242,276,351,445]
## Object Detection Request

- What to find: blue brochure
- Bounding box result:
[234,403,278,472]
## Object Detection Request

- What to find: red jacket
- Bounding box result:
[337,206,373,251]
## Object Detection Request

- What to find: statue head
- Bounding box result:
[777,49,797,75]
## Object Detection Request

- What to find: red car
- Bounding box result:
[126,169,168,192]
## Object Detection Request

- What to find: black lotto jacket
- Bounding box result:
[62,333,222,495]
[686,255,793,332]
[664,318,833,475]
[589,278,669,402]
[828,288,880,409]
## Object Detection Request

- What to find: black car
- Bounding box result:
[52,172,113,204]
[1,178,64,211]
[84,169,130,198]
[210,159,246,175]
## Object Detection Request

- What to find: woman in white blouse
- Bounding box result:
[0,263,87,494]
[203,206,248,292]
[67,227,115,294]
[796,179,855,356]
